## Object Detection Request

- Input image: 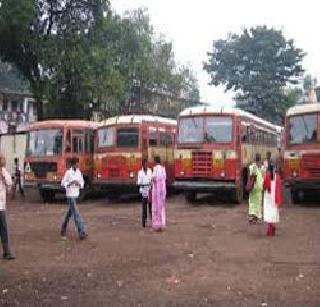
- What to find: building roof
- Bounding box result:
[179,106,280,131]
[99,115,177,127]
[28,120,98,130]
[286,103,320,116]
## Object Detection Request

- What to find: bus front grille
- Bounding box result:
[302,154,320,177]
[192,152,212,176]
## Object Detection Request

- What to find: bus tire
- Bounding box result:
[233,177,244,204]
[291,190,302,204]
[40,190,55,203]
[185,191,197,203]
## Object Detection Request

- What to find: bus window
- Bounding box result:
[160,131,172,146]
[98,127,114,147]
[149,127,158,146]
[72,130,85,153]
[117,127,139,148]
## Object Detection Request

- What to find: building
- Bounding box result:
[0,89,36,134]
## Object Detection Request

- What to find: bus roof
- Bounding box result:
[29,120,98,130]
[179,106,279,131]
[99,115,177,127]
[286,102,320,116]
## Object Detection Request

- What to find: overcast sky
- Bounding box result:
[112,0,319,106]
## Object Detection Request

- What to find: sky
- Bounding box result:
[112,0,319,106]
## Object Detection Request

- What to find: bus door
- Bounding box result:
[148,126,158,167]
[141,124,148,162]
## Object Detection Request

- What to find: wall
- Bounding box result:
[0,133,27,175]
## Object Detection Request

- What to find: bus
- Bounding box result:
[284,102,320,203]
[24,120,98,202]
[174,106,281,203]
[93,115,176,197]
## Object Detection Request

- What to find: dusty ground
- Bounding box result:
[0,191,319,307]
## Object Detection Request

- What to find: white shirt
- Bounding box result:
[0,167,13,211]
[61,167,84,198]
[137,168,152,198]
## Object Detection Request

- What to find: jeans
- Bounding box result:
[0,211,12,255]
[61,197,85,236]
[142,197,152,227]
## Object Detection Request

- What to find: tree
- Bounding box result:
[204,25,305,123]
[0,2,199,119]
[0,60,29,92]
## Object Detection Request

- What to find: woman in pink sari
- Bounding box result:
[151,156,167,232]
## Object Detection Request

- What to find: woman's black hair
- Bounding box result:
[154,156,161,164]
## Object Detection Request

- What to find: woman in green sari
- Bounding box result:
[248,153,265,223]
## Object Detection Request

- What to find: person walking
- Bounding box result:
[151,156,167,232]
[60,158,87,240]
[12,157,24,199]
[263,164,282,236]
[137,159,152,228]
[0,155,15,260]
[248,153,265,224]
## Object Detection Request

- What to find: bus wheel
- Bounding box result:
[185,191,197,203]
[233,178,244,204]
[291,190,302,204]
[40,190,55,203]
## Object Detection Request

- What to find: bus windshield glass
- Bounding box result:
[206,116,232,143]
[116,127,139,148]
[178,117,204,143]
[288,114,318,144]
[98,127,114,147]
[178,116,232,144]
[27,129,63,156]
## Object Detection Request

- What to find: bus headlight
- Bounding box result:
[220,171,225,178]
[97,173,102,179]
[129,171,134,178]
[292,171,298,177]
[180,170,185,176]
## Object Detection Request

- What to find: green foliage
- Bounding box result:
[0,60,29,92]
[204,25,305,123]
[0,2,199,119]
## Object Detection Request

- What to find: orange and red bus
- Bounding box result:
[174,106,281,203]
[284,103,320,203]
[24,120,98,202]
[93,115,176,197]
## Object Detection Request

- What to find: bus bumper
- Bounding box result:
[285,179,320,191]
[24,181,64,192]
[173,180,237,192]
[93,180,138,193]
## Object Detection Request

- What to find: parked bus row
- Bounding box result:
[20,102,320,204]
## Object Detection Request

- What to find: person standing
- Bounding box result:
[60,158,87,240]
[137,159,152,228]
[248,153,265,224]
[0,155,15,260]
[151,156,167,232]
[12,157,24,199]
[263,164,282,236]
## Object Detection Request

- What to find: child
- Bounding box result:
[263,164,282,236]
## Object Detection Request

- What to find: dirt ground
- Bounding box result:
[0,191,319,307]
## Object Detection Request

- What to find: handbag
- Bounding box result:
[245,175,256,193]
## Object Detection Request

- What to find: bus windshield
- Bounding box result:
[27,129,63,156]
[288,114,318,144]
[98,127,115,147]
[116,127,139,148]
[178,116,232,144]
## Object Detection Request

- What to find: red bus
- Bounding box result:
[174,106,281,203]
[284,103,320,203]
[93,115,176,197]
[24,120,98,202]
